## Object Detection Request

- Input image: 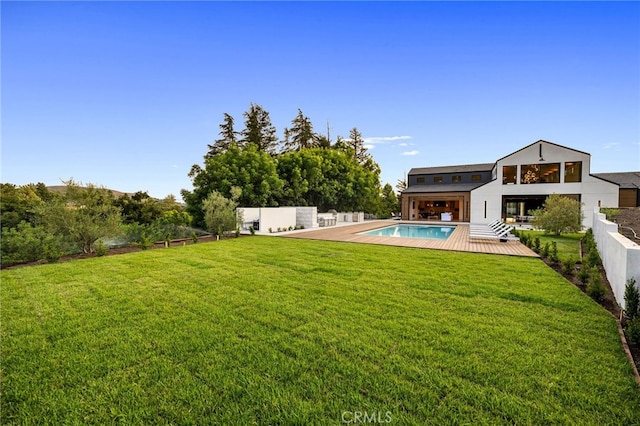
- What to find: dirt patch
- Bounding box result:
[613,207,640,242]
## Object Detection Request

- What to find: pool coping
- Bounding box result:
[282,220,539,257]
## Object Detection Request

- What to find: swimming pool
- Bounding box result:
[359,224,456,240]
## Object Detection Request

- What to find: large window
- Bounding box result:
[564,162,582,182]
[520,163,560,184]
[433,176,443,183]
[502,165,517,184]
[452,175,461,182]
[416,177,425,183]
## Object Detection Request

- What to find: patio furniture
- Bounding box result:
[469,221,518,242]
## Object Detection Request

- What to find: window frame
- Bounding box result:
[564,161,582,183]
[502,165,517,184]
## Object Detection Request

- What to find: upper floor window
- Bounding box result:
[539,163,560,183]
[564,162,582,182]
[502,165,517,184]
[416,177,425,183]
[471,174,482,181]
[433,176,443,183]
[452,175,461,182]
[520,163,560,184]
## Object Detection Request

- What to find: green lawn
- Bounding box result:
[2,237,639,424]
[518,230,583,261]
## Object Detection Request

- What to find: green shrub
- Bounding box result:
[577,264,590,285]
[533,237,541,254]
[582,229,596,253]
[624,277,639,322]
[235,227,240,238]
[519,233,529,246]
[627,317,640,345]
[600,207,619,222]
[529,193,583,235]
[249,226,255,236]
[540,242,550,259]
[95,239,107,257]
[43,237,65,263]
[549,241,559,263]
[586,267,606,302]
[139,233,153,250]
[562,256,576,276]
[586,248,601,268]
[0,222,69,265]
[202,190,239,237]
[191,231,199,244]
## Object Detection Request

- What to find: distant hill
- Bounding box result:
[47,186,134,199]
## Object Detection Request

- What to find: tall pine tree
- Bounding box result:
[281,109,317,152]
[206,113,238,158]
[240,103,278,155]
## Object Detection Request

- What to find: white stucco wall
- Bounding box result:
[592,208,640,309]
[259,207,297,233]
[337,212,365,223]
[237,207,298,233]
[237,208,260,228]
[296,207,318,229]
[470,141,618,227]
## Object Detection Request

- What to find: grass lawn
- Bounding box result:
[517,230,583,261]
[2,237,639,424]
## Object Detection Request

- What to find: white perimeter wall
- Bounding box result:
[296,207,318,229]
[593,207,640,309]
[237,207,315,232]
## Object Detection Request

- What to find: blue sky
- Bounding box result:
[2,1,639,200]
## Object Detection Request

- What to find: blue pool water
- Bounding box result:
[359,224,456,240]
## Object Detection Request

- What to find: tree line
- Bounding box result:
[182,104,400,228]
[0,181,191,265]
[1,104,403,265]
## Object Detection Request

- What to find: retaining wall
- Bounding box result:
[593,207,640,309]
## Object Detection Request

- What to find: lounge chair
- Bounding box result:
[469,221,518,242]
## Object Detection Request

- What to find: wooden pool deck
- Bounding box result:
[282,221,538,257]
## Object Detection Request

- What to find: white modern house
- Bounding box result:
[401,140,619,228]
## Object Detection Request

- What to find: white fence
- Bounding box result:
[237,207,368,233]
[593,207,640,309]
[237,207,297,233]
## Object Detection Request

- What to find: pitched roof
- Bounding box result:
[495,139,591,163]
[402,183,486,193]
[408,162,495,175]
[592,172,640,189]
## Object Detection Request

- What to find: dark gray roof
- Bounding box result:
[408,162,495,175]
[593,172,640,189]
[402,183,486,194]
